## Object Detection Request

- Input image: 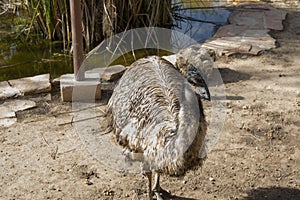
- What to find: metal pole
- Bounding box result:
[70,0,85,81]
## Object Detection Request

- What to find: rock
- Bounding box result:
[264,9,287,30]
[237,3,287,31]
[0,118,17,127]
[213,25,270,38]
[203,30,276,56]
[0,107,16,119]
[203,3,286,56]
[209,177,215,182]
[2,99,37,112]
[229,10,265,28]
[86,65,126,81]
[51,77,61,86]
[0,99,36,119]
[8,74,52,95]
[0,81,21,99]
[0,99,36,127]
[233,3,287,30]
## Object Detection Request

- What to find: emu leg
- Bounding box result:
[144,172,153,200]
[153,173,168,200]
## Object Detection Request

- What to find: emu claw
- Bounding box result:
[153,187,171,200]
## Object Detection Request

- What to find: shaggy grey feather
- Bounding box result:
[108,56,207,176]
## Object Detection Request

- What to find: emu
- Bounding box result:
[107,54,211,200]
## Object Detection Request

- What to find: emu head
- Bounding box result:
[175,46,214,101]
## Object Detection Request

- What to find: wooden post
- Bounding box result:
[70,0,85,81]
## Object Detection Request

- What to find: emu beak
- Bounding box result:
[187,64,211,101]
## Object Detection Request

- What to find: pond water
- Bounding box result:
[0,11,73,82]
[173,0,232,42]
[0,1,232,82]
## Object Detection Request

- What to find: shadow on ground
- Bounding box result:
[217,68,252,84]
[242,187,300,200]
[164,195,197,200]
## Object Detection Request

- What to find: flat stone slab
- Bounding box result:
[0,106,15,119]
[60,73,101,102]
[236,3,287,30]
[0,118,17,127]
[229,10,265,29]
[213,25,270,38]
[2,99,37,112]
[8,74,52,96]
[203,3,287,56]
[0,99,36,127]
[229,6,287,31]
[86,65,126,81]
[0,99,37,119]
[203,34,276,56]
[0,81,21,99]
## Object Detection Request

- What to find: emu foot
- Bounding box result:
[153,187,171,200]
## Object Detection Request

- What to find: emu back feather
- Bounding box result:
[108,56,207,175]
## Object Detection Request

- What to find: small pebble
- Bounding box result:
[209,177,215,182]
[84,179,93,185]
[242,105,250,109]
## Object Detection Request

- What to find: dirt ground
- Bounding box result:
[1,5,300,200]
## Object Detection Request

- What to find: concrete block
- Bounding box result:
[86,65,126,81]
[60,73,101,102]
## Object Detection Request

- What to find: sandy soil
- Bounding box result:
[1,6,300,200]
